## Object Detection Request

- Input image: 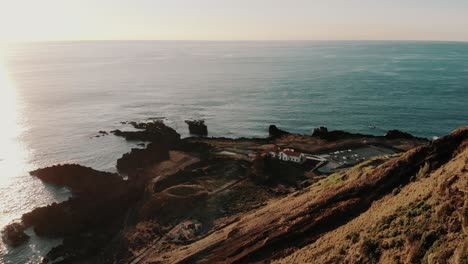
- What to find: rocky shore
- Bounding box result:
[3,120,462,264]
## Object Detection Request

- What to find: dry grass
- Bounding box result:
[136,129,463,264]
[141,155,392,263]
[275,146,468,264]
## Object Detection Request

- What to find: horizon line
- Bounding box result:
[2,39,468,45]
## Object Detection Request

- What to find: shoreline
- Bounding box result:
[1,120,430,261]
[3,120,465,264]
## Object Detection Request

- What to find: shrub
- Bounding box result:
[420,229,442,250]
[361,238,381,264]
[416,162,431,179]
[346,232,360,243]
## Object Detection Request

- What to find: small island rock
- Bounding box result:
[1,222,30,247]
[185,120,208,136]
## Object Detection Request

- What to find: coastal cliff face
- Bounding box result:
[3,122,466,264]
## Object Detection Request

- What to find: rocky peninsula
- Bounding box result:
[2,121,466,264]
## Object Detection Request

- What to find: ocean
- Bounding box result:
[0,41,467,262]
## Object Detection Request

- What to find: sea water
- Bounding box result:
[0,41,467,262]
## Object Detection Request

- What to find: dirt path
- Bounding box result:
[129,178,246,264]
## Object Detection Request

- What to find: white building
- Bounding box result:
[269,148,306,164]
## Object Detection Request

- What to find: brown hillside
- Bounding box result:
[145,127,467,263]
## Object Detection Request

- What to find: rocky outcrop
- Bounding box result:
[312,126,428,142]
[312,126,329,137]
[385,129,427,141]
[111,121,180,143]
[24,165,142,238]
[1,222,29,247]
[312,126,368,140]
[13,163,150,263]
[117,142,171,176]
[113,121,182,175]
[185,120,208,136]
[30,164,123,195]
[269,125,290,138]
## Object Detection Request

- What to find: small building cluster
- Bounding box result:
[269,147,306,164]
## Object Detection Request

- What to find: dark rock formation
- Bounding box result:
[185,120,208,136]
[30,164,123,195]
[1,222,29,247]
[385,129,427,141]
[312,126,368,140]
[268,125,290,138]
[23,165,143,240]
[117,142,171,176]
[312,126,428,142]
[111,121,180,143]
[312,126,329,137]
[113,121,182,175]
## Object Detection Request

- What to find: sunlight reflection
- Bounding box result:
[0,61,29,186]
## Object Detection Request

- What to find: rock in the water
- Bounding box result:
[111,121,181,143]
[185,120,208,136]
[268,125,290,138]
[1,222,29,247]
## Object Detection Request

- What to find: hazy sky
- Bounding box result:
[0,0,467,42]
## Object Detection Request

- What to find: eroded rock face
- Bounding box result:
[185,120,208,136]
[269,125,290,138]
[1,222,29,247]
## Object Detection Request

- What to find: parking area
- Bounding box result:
[316,145,396,174]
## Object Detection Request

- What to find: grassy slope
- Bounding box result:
[276,145,467,264]
[144,127,467,264]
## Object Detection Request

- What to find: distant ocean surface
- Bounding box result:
[0,41,467,262]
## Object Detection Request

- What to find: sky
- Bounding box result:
[0,0,467,42]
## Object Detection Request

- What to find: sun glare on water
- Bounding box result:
[0,61,29,187]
